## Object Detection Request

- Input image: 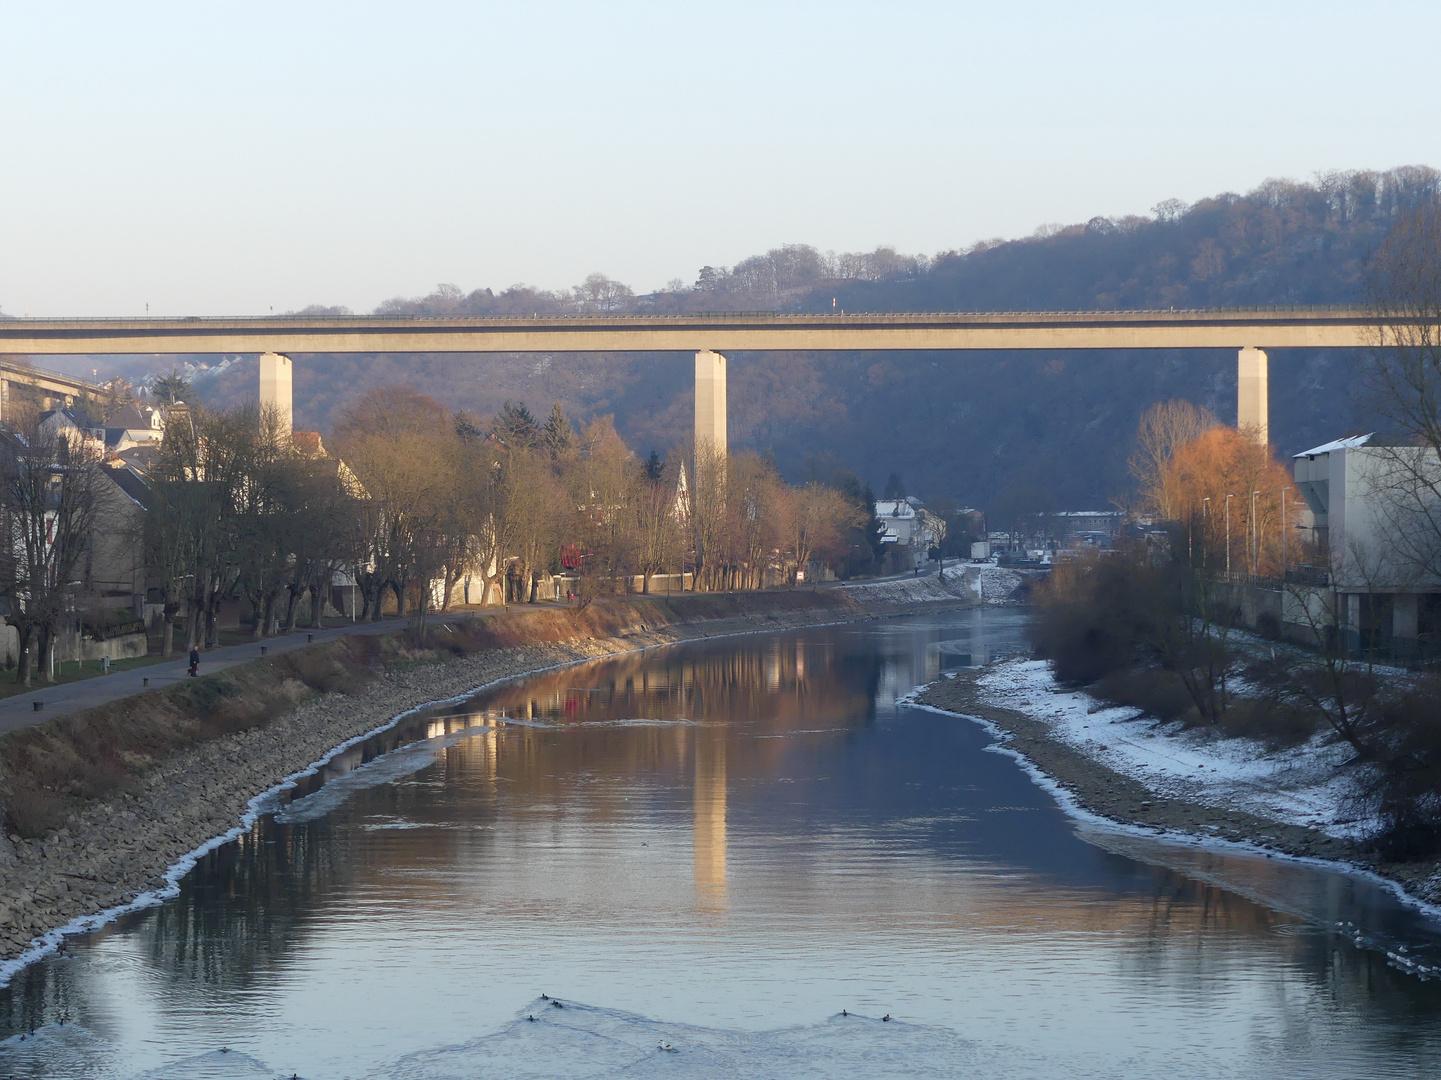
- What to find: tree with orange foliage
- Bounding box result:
[1162,425,1297,577]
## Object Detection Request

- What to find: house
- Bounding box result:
[1292,433,1441,659]
[874,497,946,570]
[38,407,107,458]
[89,460,151,619]
[102,402,166,453]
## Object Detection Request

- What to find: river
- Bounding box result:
[2,608,1441,1079]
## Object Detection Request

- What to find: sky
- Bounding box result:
[3,0,1440,317]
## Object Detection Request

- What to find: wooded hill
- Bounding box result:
[189,166,1440,518]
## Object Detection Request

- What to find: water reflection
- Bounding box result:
[694,727,727,914]
[1,612,1441,1080]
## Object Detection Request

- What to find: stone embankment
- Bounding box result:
[918,670,1441,909]
[0,582,974,970]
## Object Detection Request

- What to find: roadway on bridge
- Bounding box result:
[0,308,1385,355]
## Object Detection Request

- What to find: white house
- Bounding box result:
[38,407,107,458]
[874,496,946,570]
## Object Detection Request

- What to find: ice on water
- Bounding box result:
[0,1002,1008,1080]
[274,724,496,825]
[390,1000,989,1080]
[0,1022,112,1080]
[128,1048,281,1079]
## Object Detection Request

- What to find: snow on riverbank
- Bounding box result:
[976,659,1373,840]
[839,565,1029,607]
[839,573,974,605]
[967,566,1025,604]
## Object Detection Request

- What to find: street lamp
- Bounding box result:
[1280,486,1289,581]
[1225,494,1234,575]
[1250,490,1261,576]
[1202,497,1211,572]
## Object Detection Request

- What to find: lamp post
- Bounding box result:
[1202,497,1211,573]
[1280,487,1288,581]
[1225,494,1234,575]
[1250,489,1261,576]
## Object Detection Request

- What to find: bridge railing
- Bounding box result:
[0,303,1377,324]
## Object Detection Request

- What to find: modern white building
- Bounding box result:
[1293,433,1441,659]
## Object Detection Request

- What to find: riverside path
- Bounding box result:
[0,617,424,735]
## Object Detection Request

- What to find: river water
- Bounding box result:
[3,608,1441,1079]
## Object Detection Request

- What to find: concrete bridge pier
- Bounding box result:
[259,352,294,440]
[695,349,728,462]
[1238,346,1268,445]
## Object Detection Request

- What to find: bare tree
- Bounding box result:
[688,440,728,591]
[632,460,683,593]
[1267,539,1397,757]
[1356,198,1441,579]
[784,482,863,584]
[1129,399,1218,519]
[0,421,105,684]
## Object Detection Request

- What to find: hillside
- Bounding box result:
[58,166,1441,514]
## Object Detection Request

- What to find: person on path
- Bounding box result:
[188,647,200,678]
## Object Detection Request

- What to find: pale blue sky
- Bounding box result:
[3,1,1439,316]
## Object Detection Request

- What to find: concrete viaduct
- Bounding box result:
[0,359,108,421]
[0,308,1393,452]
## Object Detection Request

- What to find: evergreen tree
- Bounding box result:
[543,401,574,459]
[882,472,906,499]
[644,449,664,481]
[861,483,887,563]
[492,400,541,449]
[152,368,193,406]
[453,410,484,441]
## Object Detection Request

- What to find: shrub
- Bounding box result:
[1029,546,1168,686]
[2,783,67,838]
[1094,666,1195,722]
[1357,678,1441,861]
[1216,697,1319,748]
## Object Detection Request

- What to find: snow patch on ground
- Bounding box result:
[965,566,1025,604]
[977,659,1373,839]
[840,574,974,605]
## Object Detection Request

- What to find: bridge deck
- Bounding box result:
[0,308,1391,355]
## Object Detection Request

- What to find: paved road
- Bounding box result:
[0,617,425,736]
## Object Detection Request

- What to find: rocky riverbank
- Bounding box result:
[0,582,974,973]
[918,668,1441,911]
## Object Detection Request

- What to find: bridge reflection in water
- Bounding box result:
[693,727,727,914]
